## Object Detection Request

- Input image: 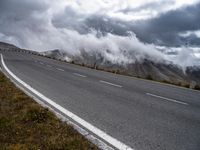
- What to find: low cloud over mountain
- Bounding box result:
[0,0,200,68]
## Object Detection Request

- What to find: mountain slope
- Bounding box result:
[0,42,19,50]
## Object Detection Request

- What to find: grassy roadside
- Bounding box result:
[0,72,98,150]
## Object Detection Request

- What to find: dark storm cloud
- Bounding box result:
[0,0,199,67]
[0,0,48,23]
[52,6,86,33]
[52,2,200,47]
[0,0,49,47]
[108,2,200,47]
[130,2,200,46]
[51,6,129,36]
[52,9,131,36]
[180,34,200,46]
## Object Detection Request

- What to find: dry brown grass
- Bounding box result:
[0,72,98,150]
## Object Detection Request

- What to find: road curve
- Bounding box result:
[1,50,200,150]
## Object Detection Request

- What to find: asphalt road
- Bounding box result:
[1,50,200,150]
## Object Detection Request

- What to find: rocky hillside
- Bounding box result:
[0,42,38,54]
[0,42,19,50]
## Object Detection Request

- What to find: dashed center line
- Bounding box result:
[73,73,87,78]
[100,80,122,88]
[56,68,64,71]
[146,93,189,105]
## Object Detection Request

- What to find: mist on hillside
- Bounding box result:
[0,0,200,69]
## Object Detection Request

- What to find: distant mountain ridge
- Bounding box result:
[0,42,38,54]
[0,42,19,49]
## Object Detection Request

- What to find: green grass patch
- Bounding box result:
[0,72,98,150]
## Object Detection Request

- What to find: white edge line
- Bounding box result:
[0,54,133,150]
[1,57,112,150]
[73,73,87,78]
[100,80,122,88]
[146,93,188,105]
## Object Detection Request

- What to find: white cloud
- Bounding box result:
[58,0,200,21]
[0,0,199,67]
[179,30,200,38]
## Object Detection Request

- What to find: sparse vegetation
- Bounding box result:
[146,75,153,80]
[195,85,200,90]
[0,72,98,150]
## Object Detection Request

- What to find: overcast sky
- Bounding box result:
[0,0,200,67]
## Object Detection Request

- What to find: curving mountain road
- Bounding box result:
[1,50,200,150]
